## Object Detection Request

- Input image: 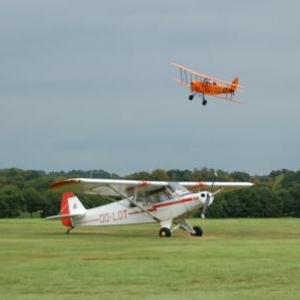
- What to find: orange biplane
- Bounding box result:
[172,62,245,106]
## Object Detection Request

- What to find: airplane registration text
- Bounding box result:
[99,210,128,224]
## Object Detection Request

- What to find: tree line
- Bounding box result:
[0,168,299,218]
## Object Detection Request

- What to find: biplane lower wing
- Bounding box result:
[207,94,244,104]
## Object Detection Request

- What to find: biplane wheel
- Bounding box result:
[191,226,203,237]
[159,227,171,237]
[202,100,207,106]
[189,95,194,101]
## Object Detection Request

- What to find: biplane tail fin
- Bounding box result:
[230,77,239,92]
[46,192,86,227]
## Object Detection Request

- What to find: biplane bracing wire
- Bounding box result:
[172,62,245,106]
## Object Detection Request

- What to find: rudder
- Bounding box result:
[230,77,239,92]
[60,192,86,227]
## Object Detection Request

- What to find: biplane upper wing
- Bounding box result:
[172,62,245,91]
[50,178,169,197]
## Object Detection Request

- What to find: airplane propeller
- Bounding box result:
[201,192,213,219]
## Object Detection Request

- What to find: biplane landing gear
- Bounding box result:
[159,227,171,237]
[191,226,203,237]
[189,94,194,101]
[202,99,207,106]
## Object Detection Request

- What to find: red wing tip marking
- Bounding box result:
[50,179,80,190]
[126,181,150,193]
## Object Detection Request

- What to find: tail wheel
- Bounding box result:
[189,95,194,101]
[191,226,203,237]
[159,227,171,237]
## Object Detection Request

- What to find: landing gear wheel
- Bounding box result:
[202,99,207,106]
[189,95,194,101]
[191,226,203,237]
[159,227,171,237]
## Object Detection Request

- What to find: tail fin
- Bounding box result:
[230,77,239,92]
[46,192,86,228]
[60,192,86,227]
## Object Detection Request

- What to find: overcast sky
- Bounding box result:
[0,0,299,176]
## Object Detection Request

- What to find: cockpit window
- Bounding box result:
[167,182,190,197]
[130,182,191,208]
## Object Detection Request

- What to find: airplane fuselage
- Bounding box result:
[190,81,235,96]
[71,192,206,227]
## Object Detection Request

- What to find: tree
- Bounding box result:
[289,184,300,217]
[23,187,44,217]
[151,169,169,181]
[41,191,61,218]
[0,185,24,217]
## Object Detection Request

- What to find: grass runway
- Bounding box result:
[1,218,300,300]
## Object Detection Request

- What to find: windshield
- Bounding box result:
[167,182,190,197]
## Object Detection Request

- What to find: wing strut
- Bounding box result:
[107,185,161,222]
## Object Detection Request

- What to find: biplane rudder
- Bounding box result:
[60,192,86,227]
[230,77,239,92]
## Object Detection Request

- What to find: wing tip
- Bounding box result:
[49,178,80,190]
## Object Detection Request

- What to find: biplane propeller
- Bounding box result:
[172,62,245,106]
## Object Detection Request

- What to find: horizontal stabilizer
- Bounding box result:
[46,212,85,220]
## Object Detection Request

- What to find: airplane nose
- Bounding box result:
[197,192,209,205]
[198,192,214,219]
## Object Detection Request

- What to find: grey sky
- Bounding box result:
[1,0,299,176]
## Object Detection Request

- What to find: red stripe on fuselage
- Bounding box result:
[128,196,198,215]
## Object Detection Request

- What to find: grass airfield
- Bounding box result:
[1,218,300,300]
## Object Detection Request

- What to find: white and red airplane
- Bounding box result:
[47,178,253,237]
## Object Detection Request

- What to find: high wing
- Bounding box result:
[50,178,253,196]
[50,178,169,197]
[172,62,245,91]
[179,181,253,193]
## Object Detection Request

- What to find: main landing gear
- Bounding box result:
[188,94,207,106]
[191,226,203,237]
[159,225,203,238]
[159,227,171,237]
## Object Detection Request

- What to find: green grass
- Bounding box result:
[1,218,300,300]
